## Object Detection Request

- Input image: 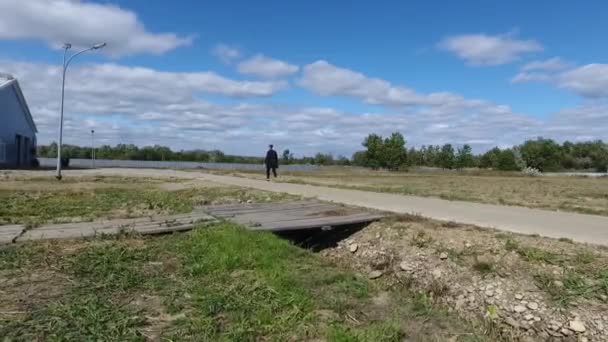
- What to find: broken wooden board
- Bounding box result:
[11,211,215,243]
[204,200,385,231]
[0,225,24,245]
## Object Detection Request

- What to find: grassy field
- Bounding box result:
[0,222,496,341]
[0,174,292,227]
[0,174,500,340]
[226,167,608,216]
[3,172,605,340]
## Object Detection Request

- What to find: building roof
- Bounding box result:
[0,73,38,133]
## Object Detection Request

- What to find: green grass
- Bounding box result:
[504,238,519,251]
[472,261,495,275]
[517,246,560,264]
[0,222,491,341]
[411,230,434,248]
[0,177,292,226]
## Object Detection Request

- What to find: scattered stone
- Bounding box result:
[431,269,442,279]
[464,242,472,248]
[553,280,564,288]
[349,244,358,253]
[439,252,448,260]
[368,270,383,279]
[246,199,253,204]
[524,314,534,321]
[600,294,608,302]
[526,302,539,310]
[533,316,541,322]
[485,290,494,297]
[399,261,412,271]
[513,305,527,313]
[568,319,586,333]
[370,253,391,270]
[515,294,524,300]
[504,317,519,328]
[581,337,588,342]
[560,327,573,336]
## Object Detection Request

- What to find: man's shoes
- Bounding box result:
[266,178,270,182]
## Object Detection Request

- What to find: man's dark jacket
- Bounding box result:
[265,149,279,168]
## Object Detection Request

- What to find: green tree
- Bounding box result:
[352,151,367,166]
[479,147,501,169]
[282,149,293,164]
[519,138,562,171]
[437,144,455,169]
[313,153,334,165]
[496,149,520,171]
[455,144,475,169]
[362,134,383,169]
[381,132,407,170]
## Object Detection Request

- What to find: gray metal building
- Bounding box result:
[0,73,37,168]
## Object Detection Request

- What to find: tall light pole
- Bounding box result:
[56,42,106,180]
[91,129,95,169]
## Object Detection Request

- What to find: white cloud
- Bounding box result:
[521,57,571,72]
[557,64,608,98]
[511,57,572,83]
[3,59,606,157]
[299,60,427,106]
[212,44,241,64]
[237,54,299,78]
[513,61,608,98]
[299,60,499,109]
[439,33,542,66]
[0,0,193,56]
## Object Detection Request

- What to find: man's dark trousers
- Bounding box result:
[266,166,277,179]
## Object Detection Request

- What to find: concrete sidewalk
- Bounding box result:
[65,169,608,245]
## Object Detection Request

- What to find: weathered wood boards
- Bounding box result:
[0,200,383,245]
[204,200,384,231]
[0,211,216,245]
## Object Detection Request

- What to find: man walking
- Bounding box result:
[264,144,279,181]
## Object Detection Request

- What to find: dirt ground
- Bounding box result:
[320,215,608,341]
[225,167,608,216]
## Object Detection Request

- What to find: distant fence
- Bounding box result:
[37,157,320,172]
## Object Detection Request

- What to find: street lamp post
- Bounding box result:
[91,129,95,169]
[56,42,106,180]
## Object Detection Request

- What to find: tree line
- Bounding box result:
[351,133,608,172]
[37,135,608,172]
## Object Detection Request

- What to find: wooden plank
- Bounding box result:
[16,212,216,242]
[27,212,213,232]
[244,213,385,231]
[205,200,321,211]
[205,201,332,215]
[209,203,344,218]
[227,208,361,224]
[0,225,25,245]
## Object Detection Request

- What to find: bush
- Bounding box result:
[521,167,542,177]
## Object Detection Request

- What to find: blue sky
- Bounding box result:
[1,0,607,156]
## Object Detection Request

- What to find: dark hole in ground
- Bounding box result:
[275,222,370,252]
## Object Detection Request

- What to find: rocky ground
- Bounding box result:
[320,215,608,341]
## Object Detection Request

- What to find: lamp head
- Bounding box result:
[92,42,107,50]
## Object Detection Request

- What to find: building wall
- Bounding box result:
[0,82,37,168]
